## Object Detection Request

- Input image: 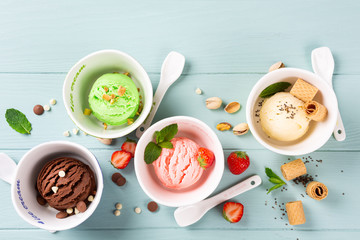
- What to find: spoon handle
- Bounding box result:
[201,175,262,212]
[135,83,169,138]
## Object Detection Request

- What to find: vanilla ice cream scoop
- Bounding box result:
[152,137,203,189]
[260,92,310,141]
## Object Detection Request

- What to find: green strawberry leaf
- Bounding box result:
[267,183,285,194]
[144,142,162,164]
[5,108,32,134]
[235,151,248,158]
[158,141,173,149]
[259,82,291,98]
[160,123,178,142]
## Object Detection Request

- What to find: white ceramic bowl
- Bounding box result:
[246,68,338,156]
[9,141,103,231]
[134,116,224,207]
[63,50,153,139]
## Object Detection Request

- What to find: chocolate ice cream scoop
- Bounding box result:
[37,157,96,210]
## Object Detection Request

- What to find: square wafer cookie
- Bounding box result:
[290,78,318,102]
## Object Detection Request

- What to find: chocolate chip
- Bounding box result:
[116,176,126,186]
[36,196,46,206]
[56,211,68,219]
[147,201,158,212]
[112,172,126,186]
[76,201,87,213]
[33,105,44,115]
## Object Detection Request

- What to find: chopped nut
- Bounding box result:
[134,207,142,214]
[72,128,79,135]
[103,86,109,92]
[66,208,73,214]
[97,138,113,145]
[206,97,222,109]
[195,88,202,95]
[84,108,92,115]
[216,122,232,131]
[115,203,123,210]
[118,86,126,96]
[127,118,134,125]
[233,123,249,136]
[51,186,58,193]
[103,123,108,130]
[102,94,111,101]
[74,208,80,215]
[110,99,116,104]
[123,72,129,76]
[224,102,241,114]
[63,131,70,137]
[269,61,285,72]
[87,195,94,202]
[43,105,51,111]
[49,99,57,105]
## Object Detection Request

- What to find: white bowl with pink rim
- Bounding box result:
[134,116,224,207]
[246,68,338,156]
[63,49,153,139]
[0,141,103,232]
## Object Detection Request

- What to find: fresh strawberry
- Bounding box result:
[227,151,250,175]
[111,150,132,169]
[197,147,215,169]
[223,202,244,223]
[121,138,137,157]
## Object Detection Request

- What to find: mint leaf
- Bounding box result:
[144,142,162,164]
[158,141,173,149]
[160,124,178,142]
[154,131,163,144]
[269,177,284,184]
[259,82,291,98]
[5,108,32,134]
[267,183,285,194]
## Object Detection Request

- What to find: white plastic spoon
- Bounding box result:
[174,175,262,227]
[136,51,185,138]
[311,47,346,141]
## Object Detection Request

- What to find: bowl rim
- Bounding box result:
[134,116,224,207]
[62,49,153,139]
[10,141,104,231]
[246,67,338,156]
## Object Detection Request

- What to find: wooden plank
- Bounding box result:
[0,149,358,230]
[0,73,357,150]
[0,0,359,74]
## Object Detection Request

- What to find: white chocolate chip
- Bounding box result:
[134,207,141,214]
[87,195,94,202]
[50,99,57,105]
[195,88,202,95]
[66,208,73,214]
[74,207,80,215]
[83,131,88,136]
[51,186,58,193]
[58,170,66,178]
[44,105,51,111]
[72,128,79,135]
[115,203,122,210]
[63,131,70,137]
[114,210,121,216]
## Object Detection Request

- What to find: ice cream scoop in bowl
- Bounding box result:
[134,116,224,207]
[63,50,153,139]
[246,68,338,156]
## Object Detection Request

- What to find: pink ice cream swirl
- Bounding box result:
[152,137,204,189]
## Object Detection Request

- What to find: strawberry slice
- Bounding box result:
[197,147,215,169]
[121,138,137,157]
[111,150,132,169]
[223,202,244,223]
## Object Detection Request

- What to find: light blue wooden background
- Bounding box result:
[1,0,360,239]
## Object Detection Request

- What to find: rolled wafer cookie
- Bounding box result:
[304,101,328,121]
[290,78,318,102]
[306,181,328,200]
[281,159,307,181]
[286,201,306,225]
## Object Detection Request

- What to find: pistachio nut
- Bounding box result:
[233,123,249,135]
[216,122,232,131]
[224,102,241,114]
[206,97,222,109]
[97,138,113,145]
[268,61,285,72]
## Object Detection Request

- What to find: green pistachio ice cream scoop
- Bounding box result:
[88,73,140,125]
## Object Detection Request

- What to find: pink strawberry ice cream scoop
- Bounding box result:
[152,137,204,189]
